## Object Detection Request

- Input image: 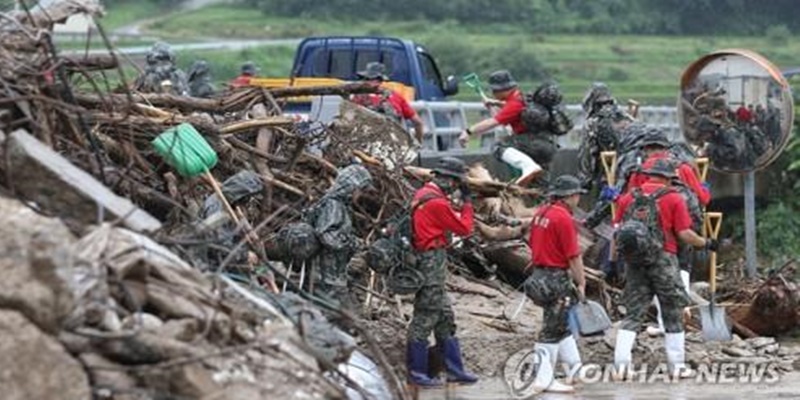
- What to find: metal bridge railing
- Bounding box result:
[411,101,681,152]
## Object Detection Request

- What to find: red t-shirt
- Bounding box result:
[613,182,693,254]
[493,89,527,134]
[353,90,417,120]
[412,183,473,251]
[230,75,252,88]
[627,152,711,206]
[736,106,753,122]
[528,202,581,269]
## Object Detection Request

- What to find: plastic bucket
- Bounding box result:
[152,123,218,178]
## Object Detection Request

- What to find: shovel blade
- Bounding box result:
[573,300,612,336]
[700,304,732,341]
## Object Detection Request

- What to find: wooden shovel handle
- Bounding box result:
[705,212,723,294]
[600,151,617,216]
[696,157,710,182]
[204,171,240,224]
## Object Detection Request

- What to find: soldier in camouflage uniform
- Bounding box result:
[187,60,216,98]
[577,82,634,191]
[523,175,586,393]
[406,157,476,387]
[611,160,717,379]
[133,42,190,96]
[306,164,373,307]
[622,128,711,336]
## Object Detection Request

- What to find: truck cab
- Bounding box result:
[250,36,459,112]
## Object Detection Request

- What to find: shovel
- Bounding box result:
[700,212,732,341]
[572,291,612,336]
[462,73,491,103]
[600,151,618,216]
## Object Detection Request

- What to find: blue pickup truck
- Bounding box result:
[251,36,459,111]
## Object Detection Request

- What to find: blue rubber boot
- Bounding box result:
[442,337,479,384]
[407,340,443,387]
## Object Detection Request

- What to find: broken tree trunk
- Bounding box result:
[404,166,540,198]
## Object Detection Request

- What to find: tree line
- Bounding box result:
[243,0,799,36]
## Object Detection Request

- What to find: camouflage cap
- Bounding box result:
[582,82,614,112]
[642,158,677,179]
[148,41,175,64]
[548,174,587,197]
[357,62,388,81]
[640,127,671,148]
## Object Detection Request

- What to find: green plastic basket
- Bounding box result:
[152,123,218,178]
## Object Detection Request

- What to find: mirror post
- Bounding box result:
[744,171,758,278]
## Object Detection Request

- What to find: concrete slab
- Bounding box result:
[5,129,162,233]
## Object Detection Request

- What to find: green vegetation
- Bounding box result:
[173,45,295,86]
[242,0,800,36]
[97,1,170,30]
[143,4,800,105]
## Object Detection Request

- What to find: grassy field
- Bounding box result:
[117,3,800,105]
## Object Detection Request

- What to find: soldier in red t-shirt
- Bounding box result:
[522,175,587,393]
[351,62,426,143]
[230,61,258,88]
[611,159,717,379]
[406,157,477,387]
[457,70,545,186]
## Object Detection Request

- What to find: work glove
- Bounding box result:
[702,181,712,196]
[704,238,719,252]
[600,185,620,202]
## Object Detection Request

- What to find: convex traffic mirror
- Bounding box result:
[678,49,794,173]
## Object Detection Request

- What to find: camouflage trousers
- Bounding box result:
[621,253,690,333]
[407,249,456,342]
[523,267,577,344]
[316,250,353,307]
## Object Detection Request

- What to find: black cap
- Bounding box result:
[433,157,467,180]
[357,62,389,81]
[547,175,588,197]
[241,61,259,75]
[488,70,518,92]
[642,158,677,179]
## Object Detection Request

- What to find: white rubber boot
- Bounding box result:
[665,332,695,379]
[613,329,637,381]
[532,343,574,393]
[500,147,542,186]
[680,270,691,291]
[647,296,665,337]
[558,336,583,385]
[679,270,693,321]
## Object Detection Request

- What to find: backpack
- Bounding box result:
[367,191,442,293]
[521,94,573,137]
[351,89,401,123]
[616,187,672,266]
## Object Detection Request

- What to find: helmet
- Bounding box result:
[547,175,587,197]
[432,157,467,180]
[642,158,677,179]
